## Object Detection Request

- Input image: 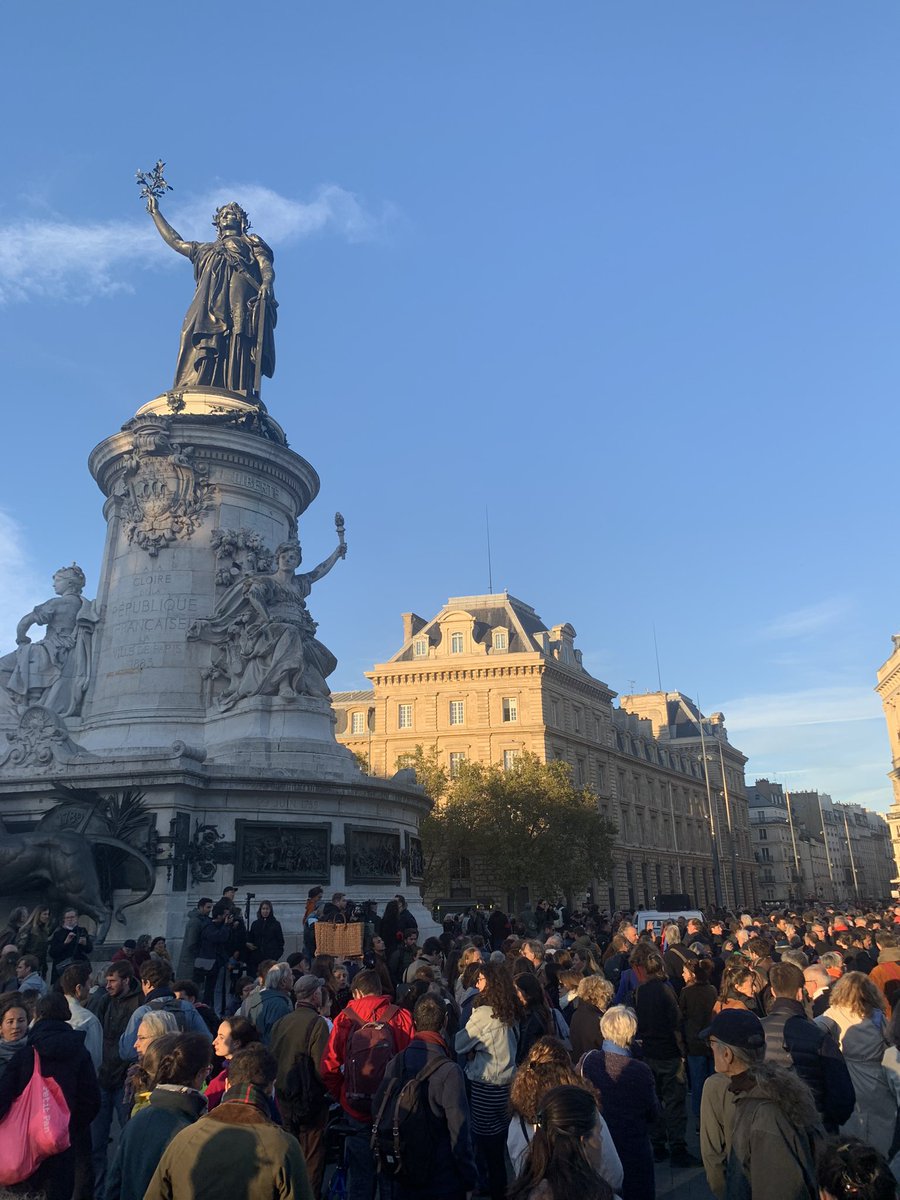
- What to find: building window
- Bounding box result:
[502,696,518,723]
[351,711,366,735]
[758,828,767,840]
[550,699,560,726]
[449,700,465,726]
[450,853,472,899]
[449,751,466,778]
[575,757,586,786]
[414,638,428,657]
[398,703,413,729]
[493,630,507,651]
[450,632,464,654]
[503,749,519,771]
[596,764,605,791]
[573,706,582,733]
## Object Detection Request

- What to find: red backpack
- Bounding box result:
[343,1004,401,1114]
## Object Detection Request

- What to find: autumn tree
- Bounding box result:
[408,747,616,905]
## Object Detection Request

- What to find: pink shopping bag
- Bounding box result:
[0,1048,71,1185]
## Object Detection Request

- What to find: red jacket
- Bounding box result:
[320,994,414,1120]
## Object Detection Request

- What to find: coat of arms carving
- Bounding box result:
[119,417,214,556]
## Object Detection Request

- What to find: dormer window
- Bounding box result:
[413,638,428,657]
[351,712,366,735]
[450,632,464,654]
[492,630,507,651]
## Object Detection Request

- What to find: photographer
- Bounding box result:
[196,902,234,1008]
[48,907,93,983]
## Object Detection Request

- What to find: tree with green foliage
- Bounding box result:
[407,746,616,905]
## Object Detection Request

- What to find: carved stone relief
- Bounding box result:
[119,417,214,556]
[234,820,330,884]
[345,826,402,885]
[211,527,274,588]
[0,706,97,773]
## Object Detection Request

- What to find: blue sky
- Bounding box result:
[1,4,898,809]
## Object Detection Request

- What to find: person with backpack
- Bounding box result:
[270,975,331,1199]
[372,994,476,1200]
[117,961,213,1063]
[320,968,414,1200]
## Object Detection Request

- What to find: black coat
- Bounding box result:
[246,916,285,972]
[761,997,855,1132]
[48,925,93,979]
[569,1000,604,1059]
[0,1020,99,1200]
[373,1035,477,1198]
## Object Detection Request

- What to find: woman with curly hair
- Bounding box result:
[569,975,614,1058]
[508,1085,615,1200]
[508,1037,623,1194]
[454,960,523,1200]
[817,971,898,1156]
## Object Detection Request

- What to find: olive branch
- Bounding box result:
[135,160,173,202]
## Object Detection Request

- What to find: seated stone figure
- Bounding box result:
[0,564,97,717]
[189,537,346,710]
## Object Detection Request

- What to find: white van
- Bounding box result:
[633,908,704,937]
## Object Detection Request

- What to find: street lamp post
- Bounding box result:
[697,722,725,910]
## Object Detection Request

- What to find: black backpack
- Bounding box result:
[371,1052,451,1187]
[281,1018,328,1125]
[147,996,190,1032]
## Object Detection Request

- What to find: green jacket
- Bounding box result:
[143,1088,313,1200]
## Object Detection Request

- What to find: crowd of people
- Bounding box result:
[3,892,900,1199]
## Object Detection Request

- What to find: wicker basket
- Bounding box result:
[314,921,364,958]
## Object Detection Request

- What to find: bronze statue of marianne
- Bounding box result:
[147,195,277,399]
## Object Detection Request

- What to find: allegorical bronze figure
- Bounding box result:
[145,185,277,399]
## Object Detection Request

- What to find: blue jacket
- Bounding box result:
[118,988,212,1061]
[106,1085,206,1200]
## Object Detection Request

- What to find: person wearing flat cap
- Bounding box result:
[269,975,330,1197]
[699,1009,823,1200]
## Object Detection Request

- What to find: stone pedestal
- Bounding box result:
[0,388,436,940]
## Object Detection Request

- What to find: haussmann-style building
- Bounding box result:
[332,592,758,914]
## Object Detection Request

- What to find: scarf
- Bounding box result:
[221,1083,272,1113]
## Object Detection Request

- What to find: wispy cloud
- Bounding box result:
[722,685,882,732]
[0,183,393,304]
[721,685,892,810]
[0,510,44,638]
[757,597,850,641]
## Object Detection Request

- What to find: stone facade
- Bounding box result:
[333,593,758,913]
[876,635,900,897]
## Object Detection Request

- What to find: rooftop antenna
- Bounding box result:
[485,506,494,593]
[653,624,663,692]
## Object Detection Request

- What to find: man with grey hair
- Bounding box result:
[700,1009,822,1199]
[802,964,832,1017]
[270,975,330,1197]
[253,962,294,1044]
